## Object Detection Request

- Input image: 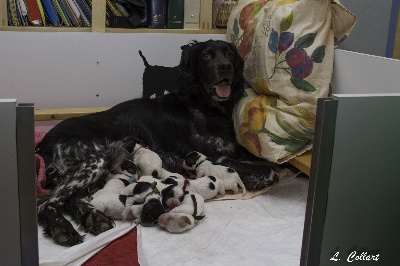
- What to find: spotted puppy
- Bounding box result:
[158,213,196,233]
[121,181,166,226]
[183,151,247,195]
[89,173,133,220]
[91,174,131,198]
[132,144,184,180]
[164,175,225,200]
[169,192,205,221]
[90,194,132,220]
[122,175,184,210]
[121,177,184,225]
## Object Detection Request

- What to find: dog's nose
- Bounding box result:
[219,62,233,71]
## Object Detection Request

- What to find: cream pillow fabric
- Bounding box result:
[227,0,356,163]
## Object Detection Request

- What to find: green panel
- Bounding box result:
[0,100,22,266]
[17,103,39,265]
[320,95,400,265]
[301,98,338,265]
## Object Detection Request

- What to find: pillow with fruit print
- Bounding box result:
[227,0,356,163]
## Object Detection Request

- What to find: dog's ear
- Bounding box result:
[179,41,199,83]
[226,42,245,106]
[228,42,244,78]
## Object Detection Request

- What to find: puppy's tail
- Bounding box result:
[138,50,150,67]
[237,175,247,195]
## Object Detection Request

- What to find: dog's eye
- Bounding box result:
[202,52,211,59]
[226,52,234,59]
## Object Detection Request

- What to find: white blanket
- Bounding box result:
[137,176,309,266]
[39,220,136,266]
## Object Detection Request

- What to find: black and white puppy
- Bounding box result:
[183,151,248,195]
[132,144,184,180]
[168,192,205,221]
[121,181,165,226]
[164,175,225,200]
[158,212,196,233]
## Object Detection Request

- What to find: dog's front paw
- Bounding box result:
[83,210,115,235]
[50,220,84,246]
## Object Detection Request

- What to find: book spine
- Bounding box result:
[183,0,200,29]
[25,0,42,25]
[167,0,184,29]
[148,0,167,29]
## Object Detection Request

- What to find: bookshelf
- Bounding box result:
[0,0,225,34]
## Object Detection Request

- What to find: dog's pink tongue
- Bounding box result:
[214,81,231,98]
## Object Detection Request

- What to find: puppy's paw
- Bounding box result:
[83,210,115,235]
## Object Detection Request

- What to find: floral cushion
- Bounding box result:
[227,0,356,163]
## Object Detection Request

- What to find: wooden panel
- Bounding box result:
[34,107,109,121]
[393,6,400,59]
[0,0,7,26]
[200,0,213,29]
[288,151,312,176]
[92,0,106,33]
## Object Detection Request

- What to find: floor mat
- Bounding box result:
[83,228,139,266]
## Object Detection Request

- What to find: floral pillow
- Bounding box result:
[227,0,356,163]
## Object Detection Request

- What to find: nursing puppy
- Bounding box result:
[121,177,184,224]
[89,174,133,220]
[121,181,165,226]
[91,174,131,198]
[137,175,184,209]
[90,194,132,220]
[133,144,184,180]
[169,192,205,221]
[158,213,196,233]
[183,151,247,195]
[164,176,225,200]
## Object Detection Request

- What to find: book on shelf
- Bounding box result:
[107,0,148,28]
[167,0,184,29]
[183,0,200,29]
[147,0,167,29]
[25,0,42,26]
[7,0,92,27]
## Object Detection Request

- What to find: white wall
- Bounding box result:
[332,49,400,94]
[0,31,225,109]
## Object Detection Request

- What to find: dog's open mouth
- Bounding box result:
[211,79,231,100]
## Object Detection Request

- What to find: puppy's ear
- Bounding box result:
[184,151,200,168]
[163,177,178,186]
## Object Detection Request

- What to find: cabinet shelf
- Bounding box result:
[0,0,225,35]
[0,26,225,34]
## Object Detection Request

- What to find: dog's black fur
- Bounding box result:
[36,40,279,246]
[139,50,179,98]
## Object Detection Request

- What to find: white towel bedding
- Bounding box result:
[137,176,309,266]
[37,175,308,266]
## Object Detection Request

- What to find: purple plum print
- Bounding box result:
[267,11,325,93]
[268,29,279,54]
[278,32,294,54]
[285,48,308,68]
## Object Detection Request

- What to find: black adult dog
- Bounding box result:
[36,40,279,246]
[139,50,179,98]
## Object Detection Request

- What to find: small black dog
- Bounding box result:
[139,50,179,98]
[36,40,279,246]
